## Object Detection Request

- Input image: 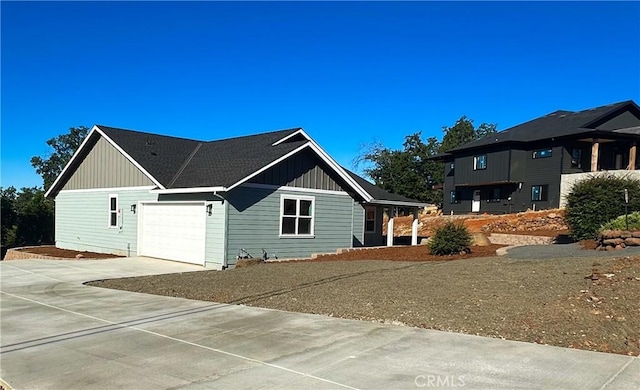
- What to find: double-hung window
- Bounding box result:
[473,155,487,170]
[108,194,118,228]
[365,206,376,233]
[531,185,548,201]
[571,148,582,168]
[280,195,314,237]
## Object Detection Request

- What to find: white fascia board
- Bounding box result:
[94,126,165,190]
[271,128,307,146]
[45,125,100,198]
[225,143,311,192]
[305,141,373,202]
[367,199,430,207]
[58,185,156,194]
[150,186,226,194]
[45,125,166,198]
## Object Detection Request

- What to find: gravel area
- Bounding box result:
[90,247,640,356]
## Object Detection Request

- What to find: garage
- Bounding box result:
[138,202,206,265]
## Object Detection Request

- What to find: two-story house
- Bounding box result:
[434,100,640,214]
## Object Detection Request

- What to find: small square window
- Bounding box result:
[473,155,487,170]
[280,195,315,237]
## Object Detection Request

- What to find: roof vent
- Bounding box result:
[559,114,566,118]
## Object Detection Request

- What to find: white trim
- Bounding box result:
[279,194,315,238]
[108,194,119,229]
[368,199,428,207]
[240,183,350,196]
[45,125,165,198]
[58,185,156,194]
[271,128,307,146]
[305,142,373,202]
[150,186,226,194]
[226,143,311,192]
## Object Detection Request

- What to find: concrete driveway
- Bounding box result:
[1,258,638,389]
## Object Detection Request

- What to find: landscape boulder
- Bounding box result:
[471,232,491,247]
[597,230,640,251]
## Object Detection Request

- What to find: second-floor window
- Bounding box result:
[532,148,552,159]
[450,190,457,204]
[473,155,487,170]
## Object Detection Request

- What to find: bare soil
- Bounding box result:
[90,250,640,356]
[311,244,504,261]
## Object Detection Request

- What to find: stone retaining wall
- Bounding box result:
[597,230,640,251]
[487,233,555,246]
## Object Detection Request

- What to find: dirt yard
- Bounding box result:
[90,250,640,356]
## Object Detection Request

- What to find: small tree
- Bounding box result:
[565,174,640,240]
[428,220,472,255]
[31,126,89,191]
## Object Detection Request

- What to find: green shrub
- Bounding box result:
[565,174,640,240]
[428,220,472,255]
[600,211,640,231]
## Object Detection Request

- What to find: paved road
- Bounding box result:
[505,242,640,260]
[1,258,638,389]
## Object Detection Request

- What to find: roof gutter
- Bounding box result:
[150,186,227,194]
[367,199,430,208]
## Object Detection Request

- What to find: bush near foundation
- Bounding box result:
[565,174,640,240]
[428,220,471,255]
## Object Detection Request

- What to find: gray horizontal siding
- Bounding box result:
[62,136,154,190]
[249,149,345,191]
[55,188,157,255]
[225,186,354,265]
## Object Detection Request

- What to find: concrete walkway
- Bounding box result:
[1,258,638,389]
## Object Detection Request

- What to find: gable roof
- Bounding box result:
[445,100,639,154]
[46,125,427,207]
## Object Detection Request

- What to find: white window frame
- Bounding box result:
[108,194,119,228]
[473,155,487,170]
[365,206,376,233]
[279,194,315,238]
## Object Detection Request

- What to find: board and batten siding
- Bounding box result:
[62,136,154,190]
[225,185,355,265]
[249,148,345,192]
[55,188,157,255]
[157,193,226,268]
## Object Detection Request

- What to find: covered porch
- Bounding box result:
[363,203,426,247]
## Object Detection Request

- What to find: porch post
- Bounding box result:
[628,142,637,170]
[411,208,419,246]
[591,140,600,172]
[386,207,395,247]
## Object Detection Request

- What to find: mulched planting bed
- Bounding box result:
[90,249,640,356]
[311,244,504,261]
[18,246,122,259]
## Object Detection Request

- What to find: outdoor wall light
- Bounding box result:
[130,204,137,214]
[206,204,213,216]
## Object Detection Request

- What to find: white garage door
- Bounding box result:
[138,203,206,265]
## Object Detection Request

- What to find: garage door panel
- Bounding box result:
[139,203,206,265]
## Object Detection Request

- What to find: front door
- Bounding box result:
[472,190,481,212]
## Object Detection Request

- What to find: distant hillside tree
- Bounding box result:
[355,117,497,204]
[31,126,89,191]
[1,186,54,249]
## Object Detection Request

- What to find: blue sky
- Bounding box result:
[2,1,639,189]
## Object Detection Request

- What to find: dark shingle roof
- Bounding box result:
[88,125,426,206]
[344,169,425,205]
[446,100,637,153]
[97,125,302,189]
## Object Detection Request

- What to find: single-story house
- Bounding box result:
[45,125,425,268]
[432,100,640,214]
